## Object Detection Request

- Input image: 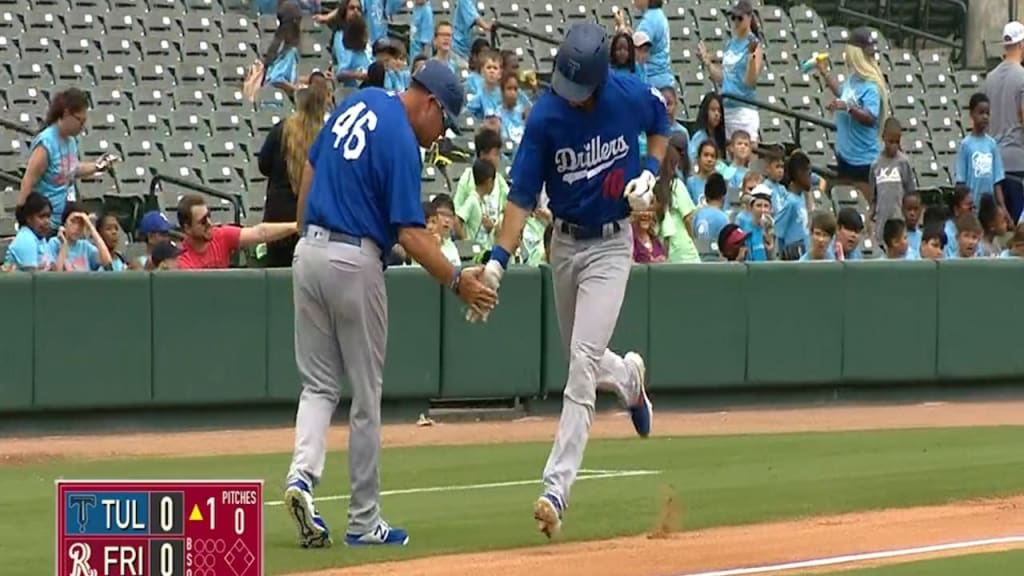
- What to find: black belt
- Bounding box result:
[558,220,622,240]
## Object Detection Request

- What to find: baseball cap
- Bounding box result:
[411,59,465,132]
[277,0,303,23]
[750,183,773,203]
[138,210,171,236]
[848,27,878,56]
[718,223,751,254]
[727,0,754,17]
[151,240,181,267]
[1004,21,1024,46]
[552,22,610,103]
[633,31,652,48]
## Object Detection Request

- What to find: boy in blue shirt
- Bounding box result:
[800,210,837,261]
[955,92,1007,213]
[919,223,946,260]
[692,172,730,258]
[735,183,773,261]
[775,151,812,259]
[902,190,923,253]
[882,218,917,259]
[409,0,434,58]
[761,145,787,215]
[832,206,865,260]
[452,0,491,61]
[952,212,983,258]
[720,129,753,189]
[466,50,502,118]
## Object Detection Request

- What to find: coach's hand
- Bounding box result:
[465,260,504,323]
[625,170,656,212]
[457,265,499,319]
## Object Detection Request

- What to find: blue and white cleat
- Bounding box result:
[284,480,332,548]
[533,493,563,539]
[625,352,652,437]
[344,520,410,546]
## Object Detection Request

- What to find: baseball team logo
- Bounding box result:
[68,542,95,576]
[555,135,630,185]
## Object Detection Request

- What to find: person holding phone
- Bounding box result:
[698,0,764,143]
[16,88,118,232]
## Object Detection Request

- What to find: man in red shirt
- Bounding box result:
[176,194,299,269]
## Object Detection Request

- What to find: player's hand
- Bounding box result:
[465,260,504,323]
[458,265,498,319]
[625,170,656,212]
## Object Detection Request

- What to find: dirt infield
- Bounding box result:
[4,400,1024,575]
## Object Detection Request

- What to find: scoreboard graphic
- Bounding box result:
[56,480,263,576]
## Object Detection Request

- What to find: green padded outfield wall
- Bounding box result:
[0,274,34,409]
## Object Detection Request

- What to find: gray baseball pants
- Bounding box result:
[287,225,387,535]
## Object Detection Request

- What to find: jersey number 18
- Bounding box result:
[331,102,379,160]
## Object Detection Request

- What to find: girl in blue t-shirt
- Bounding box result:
[334,14,371,87]
[609,31,637,75]
[261,2,304,95]
[499,73,526,147]
[699,2,764,142]
[96,211,130,271]
[688,92,727,169]
[16,88,115,229]
[4,193,55,271]
[687,141,720,206]
[51,201,113,272]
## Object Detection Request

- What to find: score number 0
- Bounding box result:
[152,496,249,576]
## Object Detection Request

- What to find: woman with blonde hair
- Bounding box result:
[815,27,890,201]
[257,73,334,267]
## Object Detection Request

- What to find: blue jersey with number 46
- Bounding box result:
[304,88,426,256]
[508,71,670,228]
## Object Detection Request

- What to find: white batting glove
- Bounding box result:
[624,170,656,212]
[465,260,504,324]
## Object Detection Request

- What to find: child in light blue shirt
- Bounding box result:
[409,0,434,57]
[333,15,371,87]
[3,193,56,271]
[776,151,812,256]
[262,3,303,94]
[955,93,1006,211]
[50,202,113,272]
[692,173,730,258]
[465,50,502,119]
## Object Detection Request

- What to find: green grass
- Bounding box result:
[818,549,1024,575]
[3,427,1024,575]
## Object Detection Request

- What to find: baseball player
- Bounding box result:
[472,22,666,537]
[283,60,497,549]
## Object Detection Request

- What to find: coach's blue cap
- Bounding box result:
[552,22,610,103]
[412,59,465,132]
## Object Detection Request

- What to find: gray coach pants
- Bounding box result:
[287,225,387,535]
[543,219,641,509]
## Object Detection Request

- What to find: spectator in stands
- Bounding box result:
[881,219,916,260]
[699,0,764,142]
[96,211,129,271]
[815,27,888,201]
[956,93,1007,215]
[721,129,753,189]
[519,207,551,266]
[424,195,461,266]
[319,0,362,59]
[454,128,507,221]
[688,93,727,168]
[609,31,638,75]
[4,193,55,271]
[832,206,865,260]
[654,139,699,263]
[951,213,983,259]
[943,186,975,258]
[978,195,1007,257]
[452,0,491,63]
[412,54,429,74]
[660,87,688,137]
[693,173,730,258]
[360,62,387,89]
[150,241,181,270]
[362,0,402,46]
[902,190,923,253]
[776,152,812,260]
[261,1,304,97]
[631,209,666,263]
[409,0,434,57]
[334,14,371,87]
[432,21,460,72]
[982,21,1024,224]
[742,170,764,196]
[1000,223,1024,257]
[259,78,333,268]
[518,69,542,102]
[467,51,502,119]
[687,140,720,205]
[869,117,915,242]
[464,39,491,96]
[135,211,172,270]
[736,184,773,262]
[800,210,837,261]
[632,31,651,84]
[16,88,114,230]
[499,73,527,145]
[175,195,298,270]
[52,202,112,272]
[621,0,672,89]
[762,145,787,213]
[457,159,498,249]
[919,224,946,260]
[374,39,410,91]
[717,223,750,262]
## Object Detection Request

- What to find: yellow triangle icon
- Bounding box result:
[189,504,204,522]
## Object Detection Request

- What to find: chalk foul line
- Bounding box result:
[265,469,661,507]
[676,535,1024,576]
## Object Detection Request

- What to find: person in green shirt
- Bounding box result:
[454,127,508,231]
[653,141,700,263]
[518,207,552,266]
[457,159,500,251]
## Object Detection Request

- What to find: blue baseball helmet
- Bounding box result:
[551,22,610,103]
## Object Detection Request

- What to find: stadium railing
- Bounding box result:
[837,0,967,67]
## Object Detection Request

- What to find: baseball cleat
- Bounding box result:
[534,493,563,539]
[625,352,652,437]
[284,480,332,548]
[344,520,409,546]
